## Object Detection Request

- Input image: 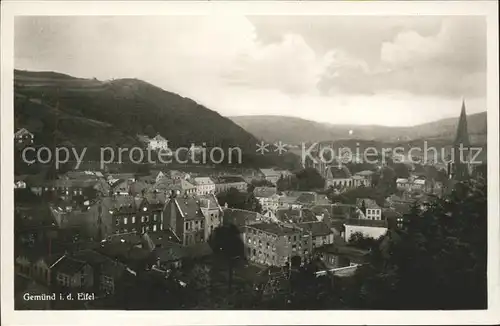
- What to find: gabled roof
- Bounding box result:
[152,134,167,142]
[53,256,88,275]
[15,128,33,138]
[344,218,387,228]
[326,165,352,179]
[173,196,204,220]
[297,221,333,237]
[223,208,262,227]
[246,222,300,236]
[356,198,380,210]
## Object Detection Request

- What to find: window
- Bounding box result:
[145,216,149,223]
[185,222,189,230]
[153,214,157,221]
[123,217,128,225]
[153,225,157,232]
[141,216,145,223]
[132,216,135,223]
[115,219,119,226]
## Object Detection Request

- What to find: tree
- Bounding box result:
[348,232,378,250]
[345,180,487,309]
[393,163,410,178]
[251,179,275,187]
[294,168,325,191]
[217,188,262,213]
[208,224,245,292]
[276,175,287,192]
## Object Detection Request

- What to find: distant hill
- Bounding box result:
[14,70,296,168]
[230,113,487,145]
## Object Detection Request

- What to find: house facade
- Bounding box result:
[243,223,312,267]
[192,177,215,196]
[356,198,382,220]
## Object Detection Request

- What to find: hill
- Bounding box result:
[14,70,296,169]
[230,113,487,145]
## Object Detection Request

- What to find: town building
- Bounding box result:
[325,165,358,190]
[222,208,266,230]
[163,192,222,246]
[356,198,382,220]
[213,175,247,194]
[343,219,388,242]
[243,223,312,267]
[254,186,280,212]
[14,127,34,147]
[94,195,166,239]
[296,221,335,248]
[147,134,170,151]
[354,170,375,186]
[192,177,215,196]
[153,178,196,197]
[259,168,291,185]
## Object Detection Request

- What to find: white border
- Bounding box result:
[1,1,499,325]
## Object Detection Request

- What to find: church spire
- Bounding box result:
[454,98,470,147]
[452,98,471,181]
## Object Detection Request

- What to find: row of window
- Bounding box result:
[115,223,162,234]
[247,238,277,251]
[115,214,160,226]
[185,220,204,231]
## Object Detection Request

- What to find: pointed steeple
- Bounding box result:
[452,98,471,181]
[454,98,470,147]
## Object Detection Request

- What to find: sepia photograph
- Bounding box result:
[1,1,499,325]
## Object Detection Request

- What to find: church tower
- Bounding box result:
[451,99,472,180]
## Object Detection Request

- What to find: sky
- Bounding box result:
[15,15,487,126]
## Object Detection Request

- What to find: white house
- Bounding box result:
[193,177,215,196]
[356,198,382,220]
[254,187,280,212]
[344,219,388,242]
[148,134,170,151]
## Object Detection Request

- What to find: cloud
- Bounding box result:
[318,16,486,97]
[14,16,487,126]
[223,34,326,95]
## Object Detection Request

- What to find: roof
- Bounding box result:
[193,177,215,185]
[15,128,33,138]
[144,229,182,246]
[295,192,316,204]
[356,198,380,210]
[396,178,409,184]
[15,203,57,231]
[246,222,301,236]
[215,175,246,184]
[355,170,374,177]
[344,218,388,228]
[297,221,333,237]
[254,186,277,198]
[315,243,369,259]
[326,165,352,179]
[174,197,204,220]
[259,168,280,177]
[53,256,88,275]
[154,243,188,262]
[152,134,167,142]
[223,208,263,227]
